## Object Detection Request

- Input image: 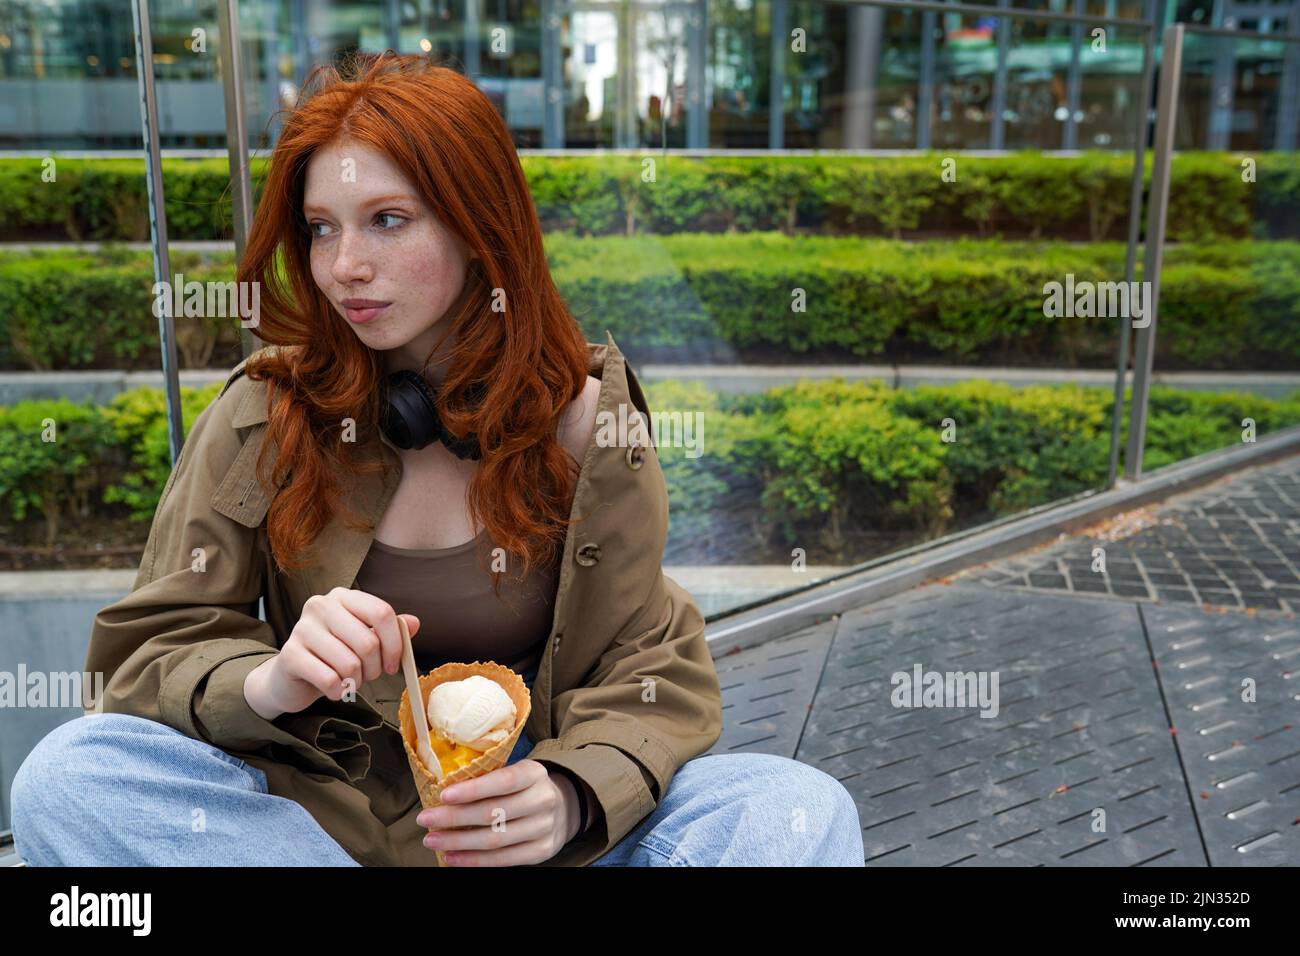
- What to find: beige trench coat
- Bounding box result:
[84,331,723,866]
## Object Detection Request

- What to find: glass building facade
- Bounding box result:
[1,0,1297,153]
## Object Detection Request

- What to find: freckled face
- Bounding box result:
[302,137,474,356]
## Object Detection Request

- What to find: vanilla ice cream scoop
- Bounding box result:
[426,674,517,751]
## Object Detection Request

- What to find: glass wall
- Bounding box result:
[1,0,1297,619]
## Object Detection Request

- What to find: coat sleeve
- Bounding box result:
[524,351,723,867]
[84,371,383,784]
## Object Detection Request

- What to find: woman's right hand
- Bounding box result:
[244,587,420,720]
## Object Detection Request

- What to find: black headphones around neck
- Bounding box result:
[379,370,485,459]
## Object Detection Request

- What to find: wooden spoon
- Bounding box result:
[398,616,443,783]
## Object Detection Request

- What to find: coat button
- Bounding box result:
[625,442,645,470]
[575,542,601,566]
[552,632,562,655]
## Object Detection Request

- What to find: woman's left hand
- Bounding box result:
[417,759,580,866]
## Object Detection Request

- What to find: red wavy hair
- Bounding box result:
[235,51,591,596]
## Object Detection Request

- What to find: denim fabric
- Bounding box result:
[11,656,865,866]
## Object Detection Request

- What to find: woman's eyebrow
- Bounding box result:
[302,194,417,216]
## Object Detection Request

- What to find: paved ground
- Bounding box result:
[959,452,1300,614]
[704,451,1300,866]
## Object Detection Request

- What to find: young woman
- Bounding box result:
[11,53,864,867]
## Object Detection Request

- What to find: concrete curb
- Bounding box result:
[4,364,1299,406]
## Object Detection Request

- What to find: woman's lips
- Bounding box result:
[341,301,390,324]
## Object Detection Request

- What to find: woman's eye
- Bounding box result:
[306,214,405,239]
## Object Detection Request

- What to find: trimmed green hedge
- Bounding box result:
[3,377,1296,559]
[0,380,222,548]
[4,151,1297,242]
[0,397,115,547]
[646,378,1300,558]
[0,247,244,371]
[2,236,1297,372]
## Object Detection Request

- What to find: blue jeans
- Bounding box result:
[10,658,865,867]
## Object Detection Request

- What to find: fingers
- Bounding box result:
[437,761,545,807]
[290,589,416,699]
[426,771,553,830]
[295,589,395,686]
[295,621,366,697]
[282,639,352,701]
[329,587,405,677]
[427,816,554,860]
[436,836,557,867]
[421,765,564,867]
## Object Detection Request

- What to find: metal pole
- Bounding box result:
[769,0,786,148]
[463,0,480,77]
[1064,0,1083,150]
[621,0,636,148]
[1206,0,1234,151]
[917,8,935,149]
[1124,23,1183,481]
[687,0,707,147]
[990,0,1010,150]
[1278,5,1300,150]
[1106,0,1158,488]
[130,0,184,467]
[542,0,563,148]
[218,0,260,361]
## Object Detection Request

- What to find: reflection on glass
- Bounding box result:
[1003,15,1073,149]
[872,9,926,148]
[474,1,546,147]
[708,0,770,147]
[934,12,1003,149]
[1177,29,1300,151]
[1076,26,1147,149]
[782,0,835,147]
[563,9,619,147]
[634,1,690,147]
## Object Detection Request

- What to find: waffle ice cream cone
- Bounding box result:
[398,660,532,866]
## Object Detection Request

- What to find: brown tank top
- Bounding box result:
[354,528,559,673]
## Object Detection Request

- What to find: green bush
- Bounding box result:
[891,380,1113,513]
[646,378,1300,554]
[6,151,1298,242]
[3,236,1298,371]
[0,397,114,546]
[738,380,953,546]
[0,248,241,370]
[2,377,1298,558]
[643,379,738,546]
[100,381,223,520]
[1143,386,1300,472]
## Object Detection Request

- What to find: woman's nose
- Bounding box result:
[330,229,375,285]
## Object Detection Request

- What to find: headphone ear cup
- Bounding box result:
[379,370,484,459]
[380,370,440,450]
